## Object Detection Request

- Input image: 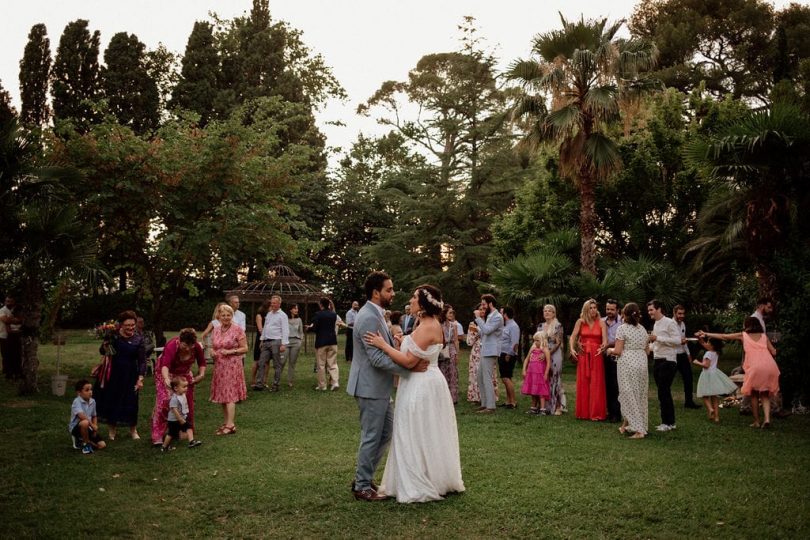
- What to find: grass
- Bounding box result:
[1,330,809,539]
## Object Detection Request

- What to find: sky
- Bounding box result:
[1,0,797,158]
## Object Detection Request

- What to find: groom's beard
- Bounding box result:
[380,297,393,309]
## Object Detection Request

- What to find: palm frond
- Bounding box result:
[583,132,622,178]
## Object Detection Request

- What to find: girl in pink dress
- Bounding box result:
[521,332,551,414]
[698,317,780,428]
[210,304,248,435]
[151,329,206,445]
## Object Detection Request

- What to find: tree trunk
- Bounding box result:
[18,282,43,395]
[579,172,598,275]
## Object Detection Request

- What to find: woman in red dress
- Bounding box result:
[569,299,608,420]
[210,304,248,435]
[151,328,206,446]
[152,328,205,446]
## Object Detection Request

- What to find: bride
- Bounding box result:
[364,284,465,503]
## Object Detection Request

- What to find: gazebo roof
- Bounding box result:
[225,264,326,304]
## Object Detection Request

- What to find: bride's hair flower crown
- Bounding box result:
[420,288,444,310]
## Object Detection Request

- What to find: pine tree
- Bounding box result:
[51,19,101,130]
[170,21,219,125]
[19,23,51,126]
[102,32,159,134]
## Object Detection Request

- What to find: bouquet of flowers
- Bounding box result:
[90,321,118,387]
[92,320,119,355]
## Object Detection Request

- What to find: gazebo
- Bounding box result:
[225,264,329,352]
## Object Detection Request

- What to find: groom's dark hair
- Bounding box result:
[365,271,391,300]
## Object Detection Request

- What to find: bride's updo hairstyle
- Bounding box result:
[415,284,444,319]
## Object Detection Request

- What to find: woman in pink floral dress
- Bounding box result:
[210,304,248,435]
[151,328,206,445]
[466,321,499,403]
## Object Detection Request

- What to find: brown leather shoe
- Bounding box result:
[353,488,387,501]
[351,480,379,492]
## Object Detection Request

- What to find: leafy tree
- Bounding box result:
[508,13,659,274]
[51,19,101,130]
[101,32,159,134]
[19,23,51,126]
[55,98,311,341]
[0,80,15,126]
[630,0,775,103]
[171,21,219,125]
[320,134,402,304]
[145,43,179,121]
[358,19,523,307]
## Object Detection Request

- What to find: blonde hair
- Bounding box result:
[532,331,548,349]
[211,302,227,321]
[217,303,234,319]
[580,298,599,325]
[541,304,559,341]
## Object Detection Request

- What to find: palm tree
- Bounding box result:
[0,118,104,394]
[684,101,810,299]
[508,13,658,274]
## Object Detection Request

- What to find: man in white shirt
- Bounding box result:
[227,294,247,331]
[256,295,289,391]
[345,301,359,362]
[0,296,23,380]
[673,305,700,409]
[401,305,415,335]
[647,300,681,431]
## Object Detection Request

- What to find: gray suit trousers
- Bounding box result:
[354,396,394,490]
[478,355,498,410]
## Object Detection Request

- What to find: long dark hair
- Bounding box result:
[415,284,444,320]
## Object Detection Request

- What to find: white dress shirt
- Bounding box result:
[651,316,681,362]
[233,310,246,331]
[261,309,289,345]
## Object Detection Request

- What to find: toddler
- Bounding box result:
[162,377,202,451]
[694,336,738,423]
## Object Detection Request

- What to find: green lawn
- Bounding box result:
[2,330,808,538]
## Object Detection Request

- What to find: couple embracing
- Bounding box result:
[347,271,465,503]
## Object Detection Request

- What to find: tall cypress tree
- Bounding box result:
[171,21,219,125]
[19,24,51,127]
[102,32,159,134]
[51,19,101,129]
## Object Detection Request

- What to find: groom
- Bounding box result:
[347,271,427,501]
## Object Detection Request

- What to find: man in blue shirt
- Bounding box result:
[499,306,521,409]
[474,294,503,413]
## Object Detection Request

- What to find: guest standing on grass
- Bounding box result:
[161,377,202,451]
[228,294,247,331]
[439,306,460,404]
[151,328,206,446]
[474,294,503,414]
[647,300,681,432]
[285,304,304,388]
[345,301,359,362]
[257,295,289,392]
[94,310,146,441]
[569,299,607,421]
[0,295,23,380]
[251,300,271,387]
[602,299,622,422]
[673,305,700,409]
[466,321,499,404]
[309,298,340,391]
[538,304,566,415]
[210,304,248,435]
[697,318,780,429]
[499,306,520,410]
[693,336,737,423]
[201,302,227,363]
[607,303,649,439]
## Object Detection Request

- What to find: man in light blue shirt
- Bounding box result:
[474,294,503,413]
[345,301,359,362]
[499,306,521,409]
[256,295,289,391]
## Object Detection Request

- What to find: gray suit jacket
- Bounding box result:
[475,309,504,357]
[346,302,409,399]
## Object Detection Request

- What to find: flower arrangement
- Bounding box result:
[91,320,119,355]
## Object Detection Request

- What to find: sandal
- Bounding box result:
[749,421,761,428]
[216,425,236,435]
[618,426,627,434]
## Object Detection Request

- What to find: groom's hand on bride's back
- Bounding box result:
[410,359,429,373]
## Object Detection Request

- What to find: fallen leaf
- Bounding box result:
[98,487,105,492]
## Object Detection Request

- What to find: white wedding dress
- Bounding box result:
[380,336,465,503]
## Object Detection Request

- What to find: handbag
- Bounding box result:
[91,355,112,388]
